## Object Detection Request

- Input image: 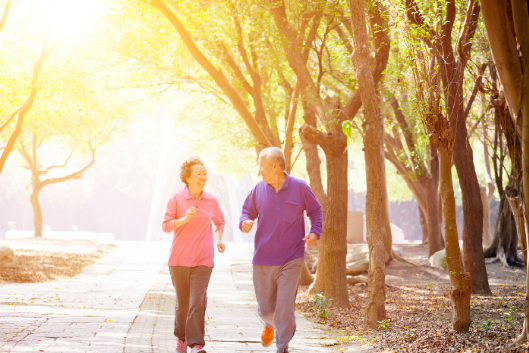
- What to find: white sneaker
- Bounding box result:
[190,345,206,353]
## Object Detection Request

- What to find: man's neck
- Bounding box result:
[269,173,286,191]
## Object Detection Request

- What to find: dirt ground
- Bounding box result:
[297,244,528,353]
[0,238,112,283]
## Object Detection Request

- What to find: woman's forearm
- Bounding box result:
[173,216,190,229]
[215,229,223,243]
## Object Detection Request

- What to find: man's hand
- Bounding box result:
[241,220,255,233]
[185,207,198,220]
[302,233,318,247]
[217,242,225,253]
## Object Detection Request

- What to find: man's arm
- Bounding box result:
[239,188,258,232]
[303,184,323,239]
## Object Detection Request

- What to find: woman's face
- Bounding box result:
[186,164,207,192]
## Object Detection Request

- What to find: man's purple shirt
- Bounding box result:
[239,172,323,266]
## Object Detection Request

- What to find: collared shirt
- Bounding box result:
[239,172,323,266]
[162,186,225,267]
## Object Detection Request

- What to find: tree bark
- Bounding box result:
[30,187,43,238]
[424,178,443,256]
[482,123,495,247]
[349,0,386,328]
[438,148,472,332]
[484,191,521,267]
[301,108,327,294]
[419,206,428,244]
[323,138,349,307]
[299,101,349,307]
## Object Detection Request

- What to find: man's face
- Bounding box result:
[258,156,275,185]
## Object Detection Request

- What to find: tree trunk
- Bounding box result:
[323,145,349,308]
[381,138,393,259]
[438,148,472,332]
[482,123,495,247]
[483,191,522,267]
[301,108,327,294]
[419,205,428,244]
[424,178,443,257]
[349,0,386,328]
[452,96,491,294]
[30,187,43,238]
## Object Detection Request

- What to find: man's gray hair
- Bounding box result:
[259,147,286,170]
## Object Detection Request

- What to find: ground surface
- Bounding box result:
[0,241,335,353]
[297,244,528,352]
[0,238,111,283]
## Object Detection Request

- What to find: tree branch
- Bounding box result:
[284,79,300,172]
[299,123,329,149]
[39,146,77,175]
[0,108,20,134]
[145,0,272,148]
[342,0,390,121]
[0,0,12,33]
[41,143,96,188]
[463,63,487,120]
[0,36,57,175]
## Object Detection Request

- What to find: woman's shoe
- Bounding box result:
[175,339,187,353]
[190,345,206,353]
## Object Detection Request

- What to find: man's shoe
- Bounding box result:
[190,345,206,353]
[261,326,275,347]
[175,339,186,353]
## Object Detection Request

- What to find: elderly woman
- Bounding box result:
[162,156,225,353]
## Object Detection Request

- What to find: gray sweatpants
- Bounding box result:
[253,257,304,353]
[169,265,213,348]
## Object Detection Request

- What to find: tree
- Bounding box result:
[479,1,529,337]
[348,0,386,327]
[17,134,97,237]
[411,38,472,333]
[270,0,390,307]
[0,38,57,175]
[403,0,491,295]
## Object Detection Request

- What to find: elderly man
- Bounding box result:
[239,147,323,353]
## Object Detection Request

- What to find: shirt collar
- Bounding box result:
[182,186,211,199]
[281,171,291,190]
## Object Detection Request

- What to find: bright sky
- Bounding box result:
[48,0,101,40]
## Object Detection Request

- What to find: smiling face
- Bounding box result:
[186,164,207,192]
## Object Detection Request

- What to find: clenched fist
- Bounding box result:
[241,220,255,233]
[185,207,198,220]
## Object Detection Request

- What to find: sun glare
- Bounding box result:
[48,0,101,39]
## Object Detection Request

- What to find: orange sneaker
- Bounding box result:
[260,326,274,347]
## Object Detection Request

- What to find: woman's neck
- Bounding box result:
[188,185,203,198]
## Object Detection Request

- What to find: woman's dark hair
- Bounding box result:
[180,156,206,186]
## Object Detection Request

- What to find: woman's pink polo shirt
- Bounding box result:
[162,186,225,267]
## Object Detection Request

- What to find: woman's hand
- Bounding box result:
[217,242,225,253]
[185,207,198,220]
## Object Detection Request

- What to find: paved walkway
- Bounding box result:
[0,242,335,353]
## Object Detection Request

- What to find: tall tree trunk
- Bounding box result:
[381,135,393,259]
[30,187,43,238]
[438,148,472,332]
[482,123,495,247]
[323,145,349,307]
[302,108,327,294]
[452,87,491,294]
[349,0,386,328]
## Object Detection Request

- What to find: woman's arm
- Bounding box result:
[215,229,225,253]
